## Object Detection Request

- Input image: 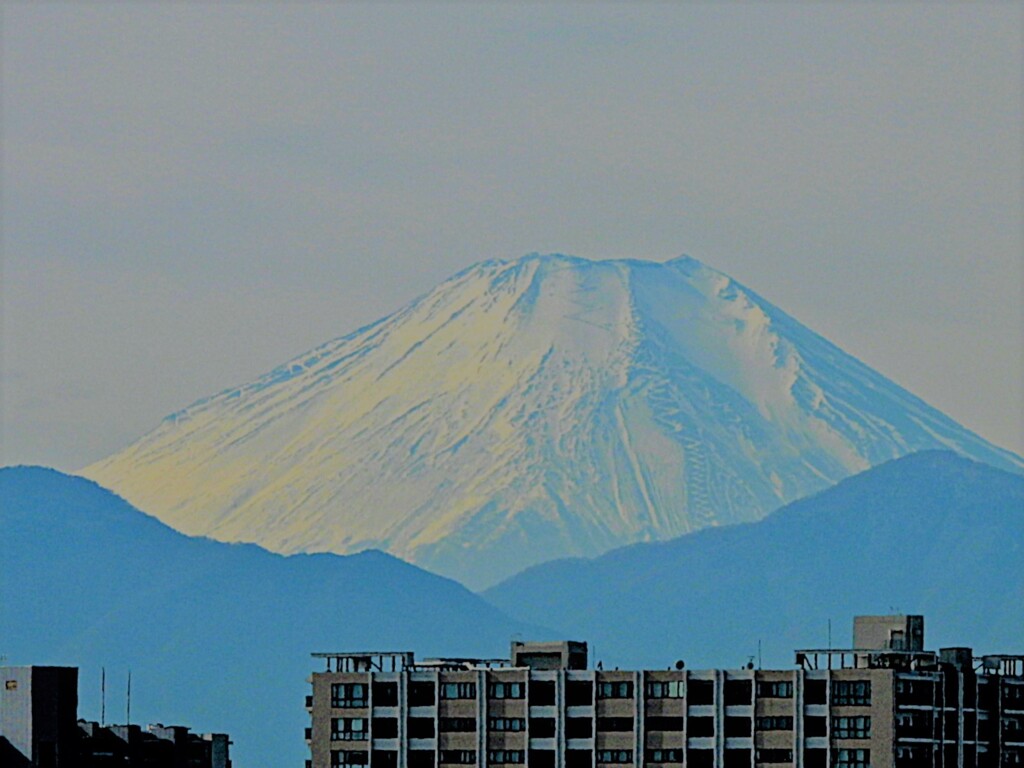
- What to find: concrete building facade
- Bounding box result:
[306,617,1023,768]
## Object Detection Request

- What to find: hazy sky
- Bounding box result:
[3,3,1022,470]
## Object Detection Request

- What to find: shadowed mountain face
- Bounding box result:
[483,451,1024,670]
[82,254,1022,588]
[0,467,542,768]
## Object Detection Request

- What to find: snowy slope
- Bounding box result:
[82,254,1024,588]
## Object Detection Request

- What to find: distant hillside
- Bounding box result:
[0,467,543,768]
[483,451,1024,669]
[82,254,1023,589]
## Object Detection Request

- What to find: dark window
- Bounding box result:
[409,682,435,707]
[895,677,933,707]
[531,681,556,706]
[725,679,753,704]
[597,717,632,732]
[724,749,751,768]
[645,717,684,732]
[755,716,793,731]
[833,749,870,768]
[372,752,398,768]
[372,718,398,739]
[896,711,933,740]
[688,750,714,768]
[804,750,827,768]
[332,751,370,768]
[373,682,398,707]
[332,718,368,741]
[725,716,751,737]
[440,682,477,700]
[646,749,683,764]
[689,681,714,705]
[567,681,594,706]
[529,751,556,768]
[333,683,369,708]
[757,681,793,699]
[409,752,435,768]
[804,717,826,738]
[488,718,525,732]
[832,716,871,740]
[646,680,685,699]
[979,680,999,711]
[757,749,794,764]
[566,750,593,768]
[440,718,476,733]
[805,680,826,705]
[566,717,593,739]
[597,681,634,699]
[596,750,632,764]
[487,751,524,765]
[489,681,525,700]
[530,718,556,738]
[832,681,871,707]
[689,717,714,737]
[408,718,435,739]
[1004,685,1024,707]
[895,745,933,768]
[439,751,476,765]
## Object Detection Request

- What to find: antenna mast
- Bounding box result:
[126,670,132,726]
[101,668,106,726]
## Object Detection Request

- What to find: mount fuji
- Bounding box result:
[82,254,1023,587]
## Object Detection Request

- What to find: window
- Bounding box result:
[689,681,714,705]
[833,748,870,768]
[529,751,555,768]
[1004,686,1024,707]
[532,681,556,705]
[408,718,435,739]
[895,678,932,706]
[566,751,593,768]
[688,751,714,768]
[333,683,369,708]
[725,716,751,737]
[408,752,434,768]
[488,718,525,732]
[439,751,476,765]
[646,680,684,699]
[488,752,524,765]
[332,751,369,768]
[689,717,714,737]
[597,681,634,699]
[833,716,871,740]
[440,718,476,733]
[372,718,398,739]
[832,681,871,706]
[566,717,593,739]
[805,680,826,705]
[756,749,794,764]
[409,682,435,707]
[530,718,555,738]
[645,717,684,732]
[373,682,398,707]
[725,680,753,704]
[804,717,826,738]
[755,716,793,731]
[804,750,826,768]
[332,718,368,741]
[757,681,793,699]
[597,750,632,764]
[646,749,683,764]
[566,681,593,706]
[440,682,477,700]
[725,749,751,768]
[597,717,632,732]
[372,751,397,768]
[489,681,525,700]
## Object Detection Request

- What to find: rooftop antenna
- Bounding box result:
[126,670,132,726]
[758,640,762,670]
[828,619,832,651]
[101,668,106,726]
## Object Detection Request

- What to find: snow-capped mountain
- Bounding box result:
[82,254,1023,588]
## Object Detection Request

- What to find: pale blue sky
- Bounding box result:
[2,2,1022,469]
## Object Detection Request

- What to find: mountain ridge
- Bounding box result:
[81,253,1023,587]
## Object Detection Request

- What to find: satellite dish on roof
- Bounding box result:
[675,660,685,670]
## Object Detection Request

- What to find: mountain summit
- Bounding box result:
[82,254,1022,587]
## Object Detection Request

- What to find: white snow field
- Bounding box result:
[82,254,1023,588]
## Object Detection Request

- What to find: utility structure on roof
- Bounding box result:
[305,616,1023,768]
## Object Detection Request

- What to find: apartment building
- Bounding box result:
[306,617,1023,768]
